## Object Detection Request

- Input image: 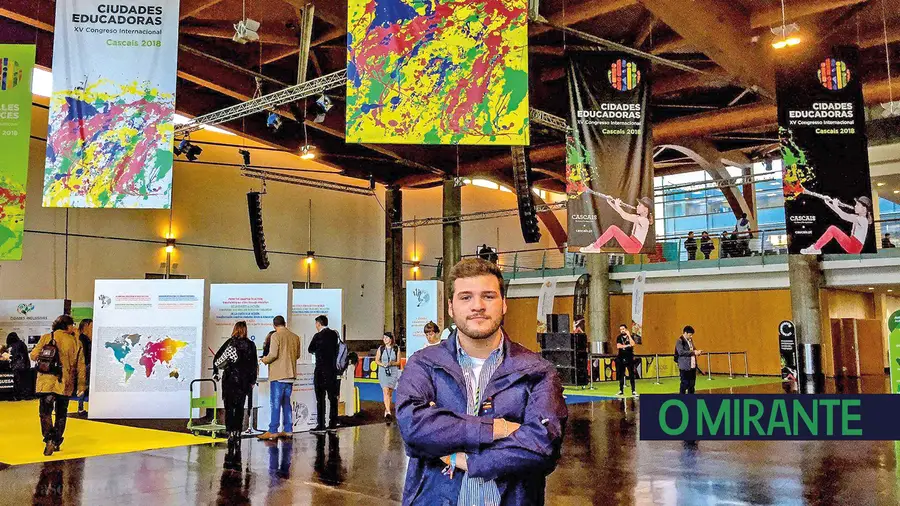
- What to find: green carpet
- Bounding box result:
[564,375,783,397]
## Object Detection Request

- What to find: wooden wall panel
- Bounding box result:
[504,296,578,352]
[857,319,885,375]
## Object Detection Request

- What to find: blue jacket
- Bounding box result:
[396,331,568,506]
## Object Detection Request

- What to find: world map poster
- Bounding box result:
[42,0,180,208]
[94,326,195,393]
[346,0,529,145]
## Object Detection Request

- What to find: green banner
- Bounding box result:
[0,45,35,261]
[889,310,900,394]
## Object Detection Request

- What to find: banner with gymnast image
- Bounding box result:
[565,51,654,254]
[776,45,876,255]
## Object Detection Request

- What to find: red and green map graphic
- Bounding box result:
[100,328,193,390]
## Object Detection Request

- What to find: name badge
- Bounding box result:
[481,397,494,415]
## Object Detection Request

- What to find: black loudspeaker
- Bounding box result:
[556,365,590,386]
[511,147,541,244]
[539,332,589,386]
[546,314,570,333]
[539,332,587,351]
[247,192,270,270]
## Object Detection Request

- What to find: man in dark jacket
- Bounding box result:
[308,315,340,432]
[4,332,31,400]
[77,319,92,415]
[675,325,703,394]
[397,258,568,506]
[684,231,697,260]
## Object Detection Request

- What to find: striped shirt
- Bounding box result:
[456,336,505,506]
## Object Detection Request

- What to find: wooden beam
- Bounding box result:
[263,26,345,65]
[750,0,867,29]
[652,67,730,95]
[640,0,776,96]
[531,0,637,37]
[279,0,346,28]
[0,4,53,32]
[633,14,657,48]
[180,22,299,46]
[648,34,688,55]
[860,23,900,49]
[179,0,226,21]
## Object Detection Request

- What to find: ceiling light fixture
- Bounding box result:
[877,182,886,187]
[300,144,316,160]
[771,1,800,49]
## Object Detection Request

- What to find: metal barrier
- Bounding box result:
[588,350,750,390]
[701,351,750,380]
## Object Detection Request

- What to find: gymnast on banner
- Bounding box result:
[580,192,654,254]
[799,194,872,255]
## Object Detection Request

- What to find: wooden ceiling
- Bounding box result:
[2,0,899,192]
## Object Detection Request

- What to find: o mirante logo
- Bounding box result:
[608,59,640,91]
[0,58,24,91]
[817,58,851,91]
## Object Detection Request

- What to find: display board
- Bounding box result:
[776,45,876,255]
[779,320,798,383]
[291,289,342,363]
[889,310,900,394]
[90,279,204,419]
[0,44,35,261]
[208,283,288,379]
[346,0,529,145]
[0,299,66,348]
[406,280,444,357]
[631,272,646,344]
[567,52,655,254]
[43,0,180,209]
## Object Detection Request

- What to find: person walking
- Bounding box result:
[376,332,401,421]
[684,231,697,260]
[76,319,92,415]
[214,321,259,469]
[396,258,568,506]
[308,315,340,433]
[3,333,31,400]
[30,315,86,456]
[616,324,637,397]
[258,316,301,441]
[675,326,703,394]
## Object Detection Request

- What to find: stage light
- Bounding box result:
[877,182,885,187]
[772,37,800,49]
[165,238,176,253]
[239,149,251,167]
[185,143,202,162]
[313,94,333,123]
[233,18,260,44]
[267,112,283,132]
[306,250,315,264]
[300,144,316,160]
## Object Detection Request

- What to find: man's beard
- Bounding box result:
[454,314,502,340]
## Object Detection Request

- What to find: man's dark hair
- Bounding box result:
[315,315,328,326]
[78,318,93,333]
[273,315,286,327]
[683,325,695,334]
[741,213,747,219]
[619,323,628,329]
[52,314,75,332]
[424,321,440,334]
[448,258,505,298]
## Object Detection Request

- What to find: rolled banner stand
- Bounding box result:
[799,343,826,394]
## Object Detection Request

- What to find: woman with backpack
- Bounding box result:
[29,315,86,456]
[376,332,401,421]
[213,321,258,469]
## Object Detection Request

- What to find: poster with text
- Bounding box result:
[208,283,288,380]
[0,300,66,348]
[90,279,204,419]
[346,0,529,145]
[291,289,342,364]
[43,0,180,209]
[889,310,900,394]
[567,51,654,254]
[406,280,444,357]
[776,45,876,255]
[631,272,646,344]
[0,45,35,260]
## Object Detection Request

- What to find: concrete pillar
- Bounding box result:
[442,178,462,323]
[788,254,825,392]
[586,253,610,352]
[384,187,404,341]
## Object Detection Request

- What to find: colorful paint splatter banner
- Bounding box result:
[42,0,180,209]
[346,0,529,145]
[776,45,875,255]
[0,45,35,261]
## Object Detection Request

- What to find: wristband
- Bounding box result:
[450,453,457,470]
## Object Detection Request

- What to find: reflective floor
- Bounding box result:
[2,388,900,505]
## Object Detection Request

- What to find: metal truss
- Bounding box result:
[240,167,375,197]
[529,108,567,132]
[175,70,348,135]
[393,201,567,229]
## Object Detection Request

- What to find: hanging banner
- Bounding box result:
[566,52,655,254]
[536,279,558,333]
[0,45,35,261]
[572,273,590,334]
[90,279,204,419]
[776,45,876,255]
[888,310,900,394]
[779,320,798,383]
[42,0,180,209]
[208,283,288,380]
[631,272,646,344]
[0,299,66,349]
[345,0,529,145]
[291,289,342,364]
[405,280,444,357]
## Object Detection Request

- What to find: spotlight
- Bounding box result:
[239,149,251,167]
[877,182,886,187]
[306,250,315,264]
[300,144,316,160]
[313,94,333,123]
[185,143,202,162]
[267,112,283,132]
[166,238,176,253]
[772,37,801,49]
[233,18,260,44]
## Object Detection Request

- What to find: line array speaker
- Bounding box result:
[247,191,270,270]
[511,146,541,244]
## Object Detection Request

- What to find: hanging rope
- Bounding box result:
[881,0,895,114]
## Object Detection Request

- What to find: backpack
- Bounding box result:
[335,332,350,374]
[37,334,63,378]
